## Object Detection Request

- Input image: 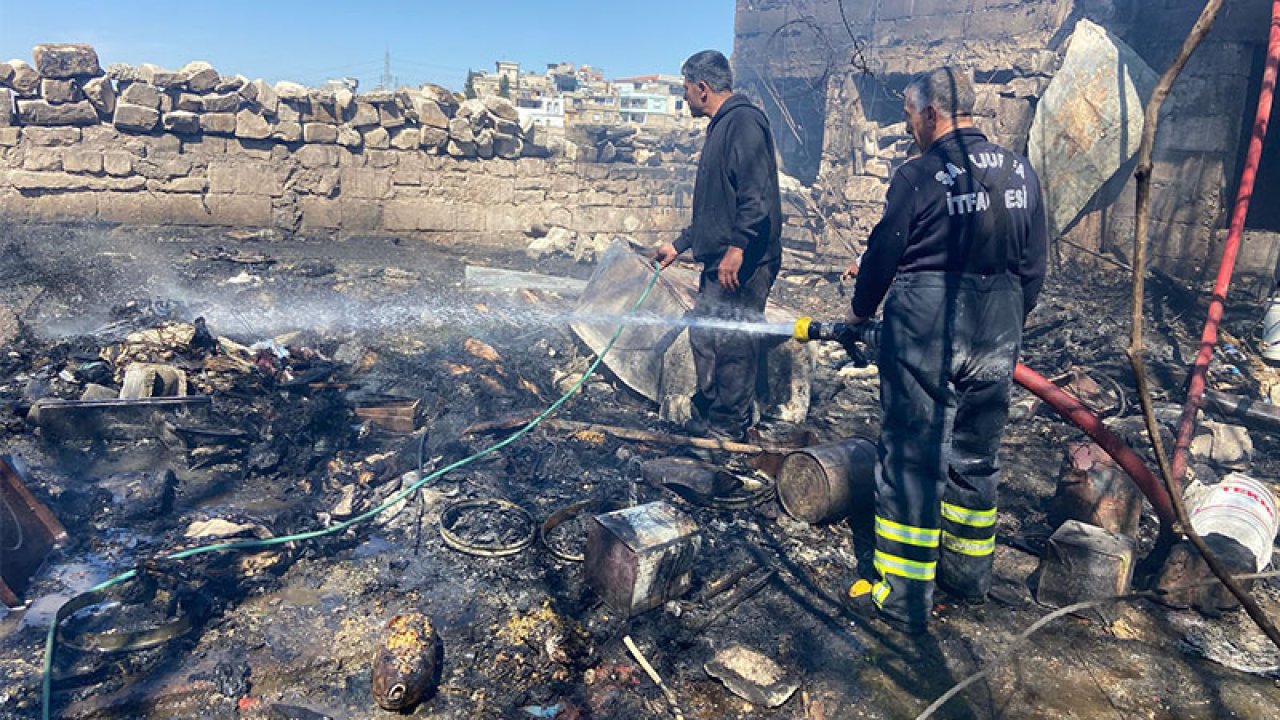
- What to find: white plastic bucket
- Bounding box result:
[1188,473,1279,570]
[1259,294,1280,362]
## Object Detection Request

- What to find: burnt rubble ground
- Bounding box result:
[1,220,1279,720]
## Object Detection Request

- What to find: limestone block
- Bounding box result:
[475,128,494,159]
[158,92,174,114]
[337,125,362,149]
[272,121,303,143]
[294,144,338,169]
[240,79,279,114]
[351,102,379,128]
[134,154,192,180]
[303,94,342,124]
[273,81,307,101]
[22,148,62,171]
[0,89,12,126]
[175,92,202,113]
[235,109,272,140]
[448,117,474,143]
[3,169,145,191]
[41,78,84,103]
[202,92,241,113]
[290,168,340,196]
[112,103,160,132]
[298,197,342,229]
[412,95,449,129]
[82,76,116,115]
[119,81,161,109]
[482,95,518,122]
[447,138,477,158]
[217,74,247,93]
[180,61,220,93]
[3,60,40,95]
[341,201,383,232]
[420,126,448,152]
[103,151,133,176]
[493,133,522,160]
[0,127,19,146]
[208,160,262,194]
[18,99,98,126]
[200,112,237,136]
[493,116,521,138]
[334,88,354,118]
[378,103,405,129]
[138,63,185,89]
[274,101,299,123]
[339,167,391,199]
[303,122,338,144]
[62,149,103,174]
[163,110,201,135]
[362,126,390,149]
[21,126,81,146]
[204,193,272,226]
[33,44,101,79]
[390,127,420,150]
[1028,19,1157,238]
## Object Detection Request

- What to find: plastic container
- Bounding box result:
[1188,473,1279,570]
[1259,294,1280,362]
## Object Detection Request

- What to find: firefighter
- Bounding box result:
[845,67,1048,633]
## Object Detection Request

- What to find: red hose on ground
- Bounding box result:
[1171,0,1280,483]
[1013,362,1176,526]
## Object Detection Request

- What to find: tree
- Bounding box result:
[498,75,511,99]
[464,70,478,99]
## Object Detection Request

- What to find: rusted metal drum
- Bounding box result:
[777,437,877,524]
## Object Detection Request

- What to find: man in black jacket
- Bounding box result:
[845,67,1047,633]
[655,50,783,442]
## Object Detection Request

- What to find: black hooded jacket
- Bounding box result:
[673,94,783,270]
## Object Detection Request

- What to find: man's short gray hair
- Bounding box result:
[681,50,733,93]
[904,67,975,119]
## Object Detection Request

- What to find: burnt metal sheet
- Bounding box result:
[27,395,212,441]
[1,454,69,607]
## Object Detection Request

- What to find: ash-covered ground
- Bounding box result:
[1,221,1278,719]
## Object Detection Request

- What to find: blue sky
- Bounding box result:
[0,1,736,90]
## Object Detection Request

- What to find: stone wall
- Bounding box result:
[0,44,696,245]
[735,0,1276,285]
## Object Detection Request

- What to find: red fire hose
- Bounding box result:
[1013,362,1176,526]
[1171,0,1280,483]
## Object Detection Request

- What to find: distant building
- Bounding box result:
[616,74,687,128]
[467,62,693,129]
[516,96,566,128]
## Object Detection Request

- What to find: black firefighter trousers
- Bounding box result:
[870,272,1024,629]
[688,259,780,437]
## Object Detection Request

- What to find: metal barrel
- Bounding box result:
[777,437,877,524]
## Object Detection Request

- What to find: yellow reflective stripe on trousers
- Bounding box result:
[941,501,997,528]
[875,516,941,547]
[941,531,995,557]
[873,550,936,581]
[872,580,891,608]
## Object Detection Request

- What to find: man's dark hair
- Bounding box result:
[681,50,733,93]
[904,66,975,119]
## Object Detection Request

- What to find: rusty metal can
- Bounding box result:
[777,437,877,524]
[370,612,438,711]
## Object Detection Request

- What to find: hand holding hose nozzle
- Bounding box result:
[792,316,881,367]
